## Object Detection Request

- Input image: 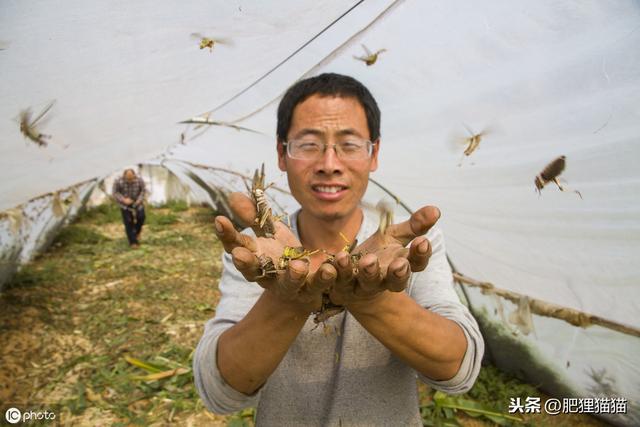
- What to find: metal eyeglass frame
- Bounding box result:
[282,139,376,160]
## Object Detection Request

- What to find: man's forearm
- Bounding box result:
[135,185,145,205]
[217,290,309,394]
[348,291,467,381]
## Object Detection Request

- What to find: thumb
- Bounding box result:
[387,206,440,246]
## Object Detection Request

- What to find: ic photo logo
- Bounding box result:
[5,407,21,424]
[4,407,57,424]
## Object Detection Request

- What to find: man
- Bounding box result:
[112,168,146,248]
[194,73,484,426]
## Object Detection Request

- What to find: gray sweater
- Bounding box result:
[193,210,484,426]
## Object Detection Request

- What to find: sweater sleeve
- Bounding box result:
[193,248,265,414]
[134,178,146,206]
[134,177,147,206]
[112,179,125,204]
[407,226,484,394]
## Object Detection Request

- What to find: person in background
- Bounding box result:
[112,168,146,248]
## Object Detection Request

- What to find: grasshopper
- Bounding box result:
[19,101,55,147]
[376,200,394,236]
[455,123,492,166]
[311,232,365,327]
[535,155,582,199]
[191,33,232,52]
[277,246,319,270]
[353,44,387,66]
[313,293,345,325]
[250,163,278,238]
[248,164,294,278]
[323,232,362,273]
[256,254,277,280]
[255,246,317,280]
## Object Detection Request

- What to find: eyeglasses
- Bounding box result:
[283,138,375,161]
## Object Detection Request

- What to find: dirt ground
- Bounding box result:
[0,203,612,426]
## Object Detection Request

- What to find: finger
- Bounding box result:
[273,220,301,247]
[228,192,257,228]
[334,252,354,284]
[215,215,257,253]
[385,257,411,292]
[231,246,263,282]
[407,236,431,272]
[280,259,309,295]
[306,262,337,294]
[356,253,383,293]
[386,206,440,246]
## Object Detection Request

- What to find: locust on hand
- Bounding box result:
[214,168,336,315]
[326,206,440,311]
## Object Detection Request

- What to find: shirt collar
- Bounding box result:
[288,207,378,246]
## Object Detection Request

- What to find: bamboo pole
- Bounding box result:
[453,272,640,338]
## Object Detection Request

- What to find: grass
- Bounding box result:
[467,365,540,414]
[54,224,111,246]
[0,202,227,425]
[0,201,611,426]
[7,260,64,289]
[79,203,122,225]
[163,200,190,213]
[418,366,545,427]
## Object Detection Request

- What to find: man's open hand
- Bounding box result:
[214,192,337,314]
[329,206,440,308]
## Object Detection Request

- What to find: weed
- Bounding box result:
[147,212,180,226]
[53,225,110,246]
[467,364,539,413]
[7,260,62,289]
[81,203,122,224]
[162,200,190,213]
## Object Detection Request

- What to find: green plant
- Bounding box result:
[421,391,523,426]
[146,212,180,226]
[227,408,255,427]
[81,203,122,224]
[8,261,62,288]
[467,365,540,413]
[162,200,190,212]
[54,225,110,246]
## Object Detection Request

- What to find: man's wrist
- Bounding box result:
[345,290,395,316]
[262,289,313,320]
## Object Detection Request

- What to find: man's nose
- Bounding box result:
[315,144,344,175]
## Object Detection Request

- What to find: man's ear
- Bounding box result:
[370,138,380,172]
[277,140,287,171]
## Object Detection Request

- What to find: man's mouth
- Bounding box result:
[311,184,348,200]
[313,185,347,194]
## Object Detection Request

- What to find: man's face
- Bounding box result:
[124,170,136,182]
[278,94,379,222]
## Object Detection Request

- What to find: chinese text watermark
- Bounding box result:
[508,397,628,415]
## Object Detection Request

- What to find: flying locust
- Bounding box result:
[535,155,582,199]
[353,44,387,66]
[19,101,55,148]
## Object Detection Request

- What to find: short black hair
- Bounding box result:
[277,73,381,142]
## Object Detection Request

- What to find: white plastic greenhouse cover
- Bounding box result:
[1,0,639,424]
